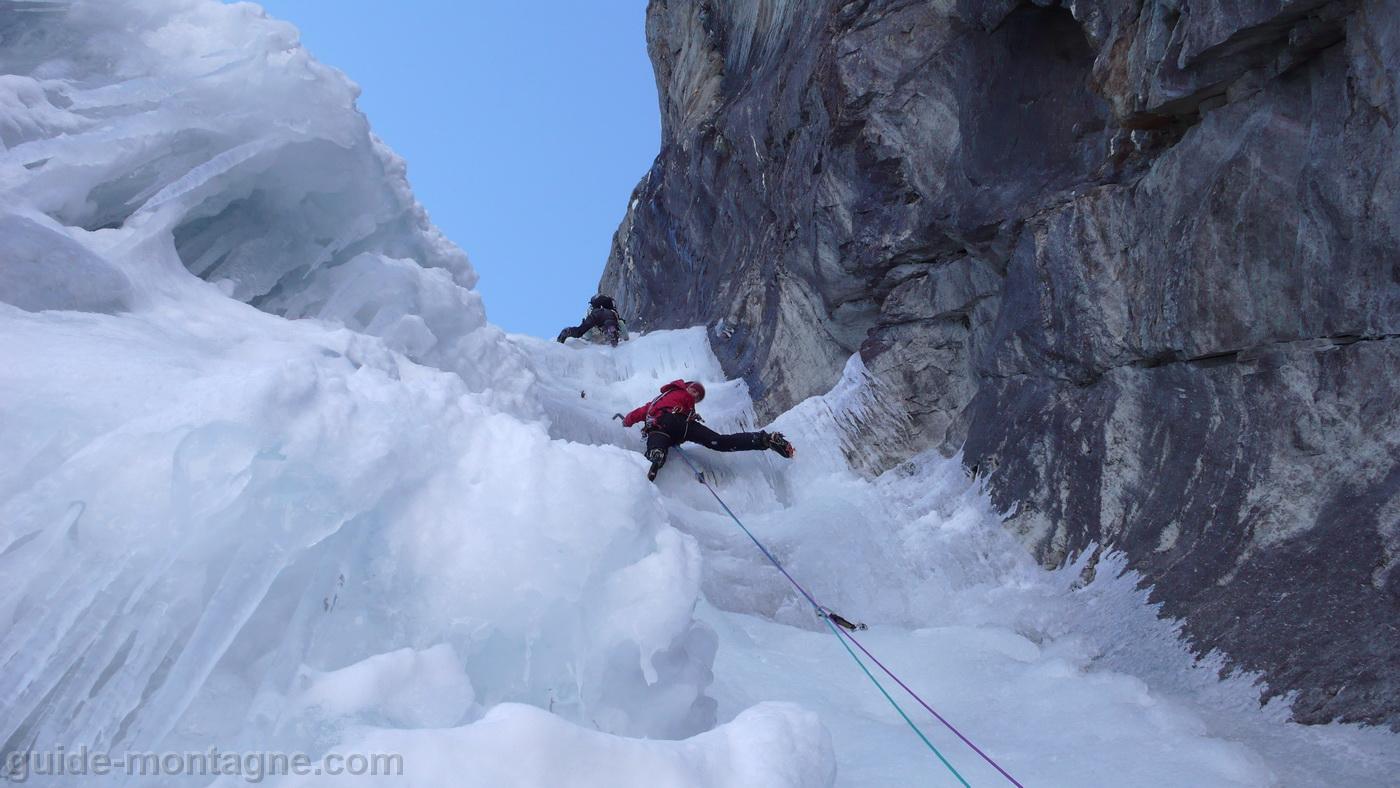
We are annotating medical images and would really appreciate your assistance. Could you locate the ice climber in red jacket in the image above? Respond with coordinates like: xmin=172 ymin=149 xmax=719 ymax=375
xmin=617 ymin=379 xmax=796 ymax=481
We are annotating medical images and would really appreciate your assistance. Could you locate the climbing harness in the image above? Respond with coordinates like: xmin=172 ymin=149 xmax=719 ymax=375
xmin=671 ymin=446 xmax=1025 ymax=788
xmin=638 ymin=391 xmax=670 ymax=432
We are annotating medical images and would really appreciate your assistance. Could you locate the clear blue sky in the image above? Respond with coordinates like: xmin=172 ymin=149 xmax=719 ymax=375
xmin=236 ymin=1 xmax=659 ymax=337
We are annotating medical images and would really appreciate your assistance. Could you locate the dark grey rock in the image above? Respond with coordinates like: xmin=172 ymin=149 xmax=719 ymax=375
xmin=604 ymin=0 xmax=1400 ymax=726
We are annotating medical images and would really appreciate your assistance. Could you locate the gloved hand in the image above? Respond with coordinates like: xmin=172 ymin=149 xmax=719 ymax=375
xmin=556 ymin=331 xmax=568 ymax=344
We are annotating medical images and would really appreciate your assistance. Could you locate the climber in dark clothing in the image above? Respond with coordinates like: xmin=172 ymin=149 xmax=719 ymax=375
xmin=617 ymin=379 xmax=795 ymax=481
xmin=557 ymin=294 xmax=623 ymax=346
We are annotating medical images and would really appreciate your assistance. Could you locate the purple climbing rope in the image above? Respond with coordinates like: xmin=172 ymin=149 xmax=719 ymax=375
xmin=670 ymin=445 xmax=1027 ymax=788
xmin=838 ymin=626 xmax=1026 ymax=788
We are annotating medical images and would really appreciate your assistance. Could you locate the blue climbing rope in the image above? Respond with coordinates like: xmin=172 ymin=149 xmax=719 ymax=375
xmin=671 ymin=446 xmax=973 ymax=787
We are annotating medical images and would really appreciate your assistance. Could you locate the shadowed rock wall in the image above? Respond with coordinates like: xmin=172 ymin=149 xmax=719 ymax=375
xmin=602 ymin=0 xmax=1400 ymax=727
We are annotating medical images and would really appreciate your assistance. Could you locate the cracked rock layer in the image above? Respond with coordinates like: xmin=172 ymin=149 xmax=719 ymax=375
xmin=603 ymin=0 xmax=1400 ymax=727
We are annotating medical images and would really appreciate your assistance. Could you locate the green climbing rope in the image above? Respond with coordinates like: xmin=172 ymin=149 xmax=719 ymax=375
xmin=672 ymin=446 xmax=972 ymax=786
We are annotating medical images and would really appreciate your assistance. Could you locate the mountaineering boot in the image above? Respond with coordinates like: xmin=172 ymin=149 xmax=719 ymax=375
xmin=646 ymin=448 xmax=667 ymax=481
xmin=765 ymin=431 xmax=796 ymax=458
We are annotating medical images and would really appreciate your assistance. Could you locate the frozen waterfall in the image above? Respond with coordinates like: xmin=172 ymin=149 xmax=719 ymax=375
xmin=1 ymin=1 xmax=1396 ymax=786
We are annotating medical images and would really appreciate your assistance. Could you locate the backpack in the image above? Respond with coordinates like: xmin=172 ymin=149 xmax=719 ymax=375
xmin=641 ymin=382 xmax=691 ymax=429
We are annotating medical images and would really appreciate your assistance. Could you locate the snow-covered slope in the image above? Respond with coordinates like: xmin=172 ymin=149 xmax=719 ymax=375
xmin=1 ymin=1 xmax=1396 ymax=786
xmin=1 ymin=1 xmax=809 ymax=783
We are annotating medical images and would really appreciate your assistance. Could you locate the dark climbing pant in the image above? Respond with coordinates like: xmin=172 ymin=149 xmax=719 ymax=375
xmin=645 ymin=412 xmax=767 ymax=464
xmin=559 ymin=308 xmax=620 ymax=345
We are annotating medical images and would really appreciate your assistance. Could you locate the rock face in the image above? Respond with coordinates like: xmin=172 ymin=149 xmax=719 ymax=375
xmin=602 ymin=0 xmax=1400 ymax=727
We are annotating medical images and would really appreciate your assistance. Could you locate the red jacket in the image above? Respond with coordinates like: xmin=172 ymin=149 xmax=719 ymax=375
xmin=622 ymin=379 xmax=696 ymax=427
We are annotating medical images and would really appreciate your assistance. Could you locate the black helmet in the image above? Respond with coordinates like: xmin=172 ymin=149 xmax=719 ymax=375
xmin=589 ymin=294 xmax=616 ymax=310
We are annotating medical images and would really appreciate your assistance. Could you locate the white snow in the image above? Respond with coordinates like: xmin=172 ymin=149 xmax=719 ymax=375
xmin=239 ymin=702 xmax=834 ymax=788
xmin=292 ymin=645 xmax=475 ymax=729
xmin=1 ymin=1 xmax=1397 ymax=786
